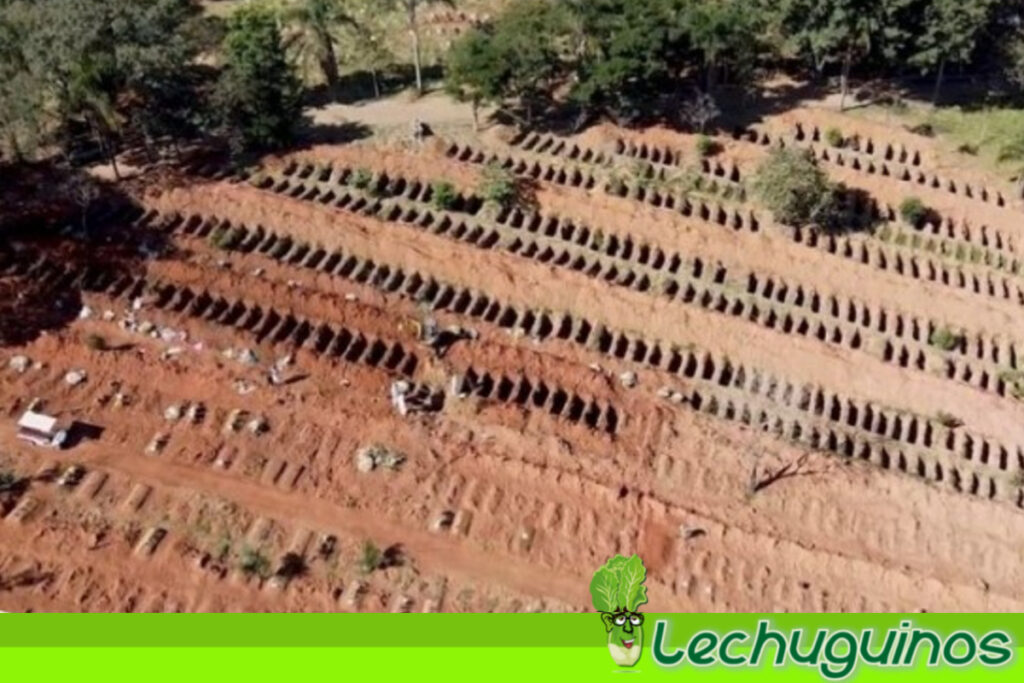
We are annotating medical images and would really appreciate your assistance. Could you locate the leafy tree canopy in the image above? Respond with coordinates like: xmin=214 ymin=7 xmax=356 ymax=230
xmin=214 ymin=4 xmax=303 ymax=154
xmin=752 ymin=147 xmax=837 ymax=226
xmin=569 ymin=0 xmax=685 ymax=120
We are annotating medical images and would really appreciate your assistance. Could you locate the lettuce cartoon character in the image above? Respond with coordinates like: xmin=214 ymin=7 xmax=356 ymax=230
xmin=590 ymin=554 xmax=648 ymax=667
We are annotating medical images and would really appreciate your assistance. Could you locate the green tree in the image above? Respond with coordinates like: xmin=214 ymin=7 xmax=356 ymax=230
xmin=2 ymin=0 xmax=209 ymax=170
xmin=383 ymin=0 xmax=455 ymax=95
xmin=444 ymin=0 xmax=569 ymax=125
xmin=284 ymin=0 xmax=355 ymax=100
xmin=685 ymin=0 xmax=763 ymax=92
xmin=568 ymin=0 xmax=684 ymax=121
xmin=911 ymin=0 xmax=996 ymax=105
xmin=444 ymin=28 xmax=502 ymax=130
xmin=19 ymin=0 xmax=125 ymax=175
xmin=215 ymin=4 xmax=303 ymax=154
xmin=1005 ymin=30 xmax=1024 ymax=91
xmin=337 ymin=2 xmax=396 ymax=99
xmin=0 ymin=7 xmax=43 ymax=162
xmin=752 ymin=147 xmax=836 ymax=226
xmin=111 ymin=0 xmax=213 ymax=159
xmin=774 ymin=0 xmax=886 ymax=110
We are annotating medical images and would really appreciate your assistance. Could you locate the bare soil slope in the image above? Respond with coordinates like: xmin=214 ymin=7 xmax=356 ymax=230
xmin=3 ymin=103 xmax=1024 ymax=612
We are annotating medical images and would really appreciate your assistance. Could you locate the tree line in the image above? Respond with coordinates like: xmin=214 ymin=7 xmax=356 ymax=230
xmin=445 ymin=0 xmax=1024 ymax=127
xmin=3 ymin=0 xmax=1024 ymax=172
xmin=0 ymin=0 xmax=453 ymax=168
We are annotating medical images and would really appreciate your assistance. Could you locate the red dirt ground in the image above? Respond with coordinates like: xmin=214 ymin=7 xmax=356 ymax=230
xmin=3 ymin=103 xmax=1024 ymax=612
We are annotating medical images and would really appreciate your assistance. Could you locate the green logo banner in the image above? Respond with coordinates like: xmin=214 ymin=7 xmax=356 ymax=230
xmin=0 ymin=614 xmax=1020 ymax=681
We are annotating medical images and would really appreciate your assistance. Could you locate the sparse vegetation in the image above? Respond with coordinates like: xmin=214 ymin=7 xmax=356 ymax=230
xmin=997 ymin=133 xmax=1024 ymax=198
xmin=84 ymin=334 xmax=107 ymax=351
xmin=358 ymin=540 xmax=381 ymax=574
xmin=213 ymin=537 xmax=233 ymax=563
xmin=209 ymin=225 xmax=240 ymax=250
xmin=632 ymin=161 xmax=656 ymax=189
xmin=239 ymin=546 xmax=271 ymax=578
xmin=999 ymin=370 xmax=1024 ymax=401
xmin=936 ymin=412 xmax=963 ymax=429
xmin=875 ymin=106 xmax=1024 ymax=182
xmin=607 ymin=175 xmax=627 ymax=197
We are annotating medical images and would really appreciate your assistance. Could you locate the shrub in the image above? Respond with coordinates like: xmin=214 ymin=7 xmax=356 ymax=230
xmin=957 ymin=143 xmax=978 ymax=156
xmin=351 ymin=167 xmax=373 ymax=189
xmin=479 ymin=162 xmax=517 ymax=208
xmin=358 ymin=540 xmax=381 ymax=574
xmin=935 ymin=412 xmax=963 ymax=429
xmin=607 ymin=176 xmax=627 ymax=197
xmin=999 ymin=370 xmax=1024 ymax=401
xmin=276 ymin=551 xmax=307 ymax=579
xmin=899 ymin=196 xmax=928 ymax=226
xmin=85 ymin=334 xmax=107 ymax=351
xmin=632 ymin=161 xmax=655 ymax=189
xmin=908 ymin=122 xmax=935 ymax=137
xmin=209 ymin=225 xmax=240 ymax=250
xmin=929 ymin=326 xmax=964 ymax=352
xmin=0 ymin=470 xmax=20 ymax=493
xmin=751 ymin=148 xmax=835 ymax=226
xmin=209 ymin=225 xmax=227 ymax=247
xmin=430 ymin=180 xmax=458 ymax=210
xmin=213 ymin=537 xmax=232 ymax=562
xmin=825 ymin=127 xmax=844 ymax=148
xmin=239 ymin=547 xmax=271 ymax=577
xmin=696 ymin=135 xmax=716 ymax=157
